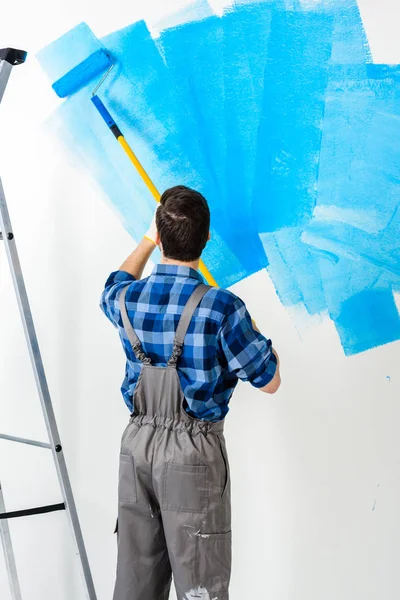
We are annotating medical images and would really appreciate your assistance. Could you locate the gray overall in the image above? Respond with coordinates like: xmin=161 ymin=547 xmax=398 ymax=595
xmin=113 ymin=284 xmax=232 ymax=600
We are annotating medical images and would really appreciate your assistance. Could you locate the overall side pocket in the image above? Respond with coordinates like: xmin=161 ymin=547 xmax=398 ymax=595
xmin=118 ymin=454 xmax=137 ymax=504
xmin=195 ymin=530 xmax=232 ymax=595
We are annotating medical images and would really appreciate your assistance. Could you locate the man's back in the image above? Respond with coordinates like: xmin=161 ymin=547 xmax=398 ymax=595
xmin=101 ymin=264 xmax=277 ymax=422
xmin=103 ymin=185 xmax=280 ymax=600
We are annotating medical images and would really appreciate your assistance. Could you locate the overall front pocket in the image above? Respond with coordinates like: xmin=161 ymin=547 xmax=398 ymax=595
xmin=162 ymin=463 xmax=209 ymax=513
xmin=118 ymin=454 xmax=137 ymax=504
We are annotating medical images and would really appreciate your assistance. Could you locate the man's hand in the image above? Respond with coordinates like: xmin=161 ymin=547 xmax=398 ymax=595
xmin=119 ymin=210 xmax=161 ymax=279
xmin=144 ymin=208 xmax=159 ymax=246
xmin=118 ymin=209 xmax=160 ymax=279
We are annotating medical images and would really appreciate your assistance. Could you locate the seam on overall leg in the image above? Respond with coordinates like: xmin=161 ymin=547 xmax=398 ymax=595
xmin=163 ymin=463 xmax=168 ymax=508
xmin=194 ymin=529 xmax=200 ymax=587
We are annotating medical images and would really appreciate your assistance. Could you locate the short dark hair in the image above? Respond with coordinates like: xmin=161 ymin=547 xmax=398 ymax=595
xmin=156 ymin=185 xmax=210 ymax=262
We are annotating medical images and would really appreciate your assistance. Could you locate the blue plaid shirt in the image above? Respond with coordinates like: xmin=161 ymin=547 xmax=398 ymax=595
xmin=100 ymin=264 xmax=277 ymax=422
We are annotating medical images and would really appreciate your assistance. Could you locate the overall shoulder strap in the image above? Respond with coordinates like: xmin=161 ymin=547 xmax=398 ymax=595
xmin=168 ymin=284 xmax=211 ymax=367
xmin=119 ymin=285 xmax=151 ymax=364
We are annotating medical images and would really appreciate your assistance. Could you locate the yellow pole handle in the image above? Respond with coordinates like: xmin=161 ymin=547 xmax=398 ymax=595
xmin=118 ymin=135 xmax=218 ymax=287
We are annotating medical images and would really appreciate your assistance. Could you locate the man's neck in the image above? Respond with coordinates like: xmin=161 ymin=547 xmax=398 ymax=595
xmin=161 ymin=255 xmax=200 ymax=271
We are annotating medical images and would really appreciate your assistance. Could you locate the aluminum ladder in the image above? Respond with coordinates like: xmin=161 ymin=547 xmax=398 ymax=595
xmin=0 ymin=47 xmax=97 ymax=600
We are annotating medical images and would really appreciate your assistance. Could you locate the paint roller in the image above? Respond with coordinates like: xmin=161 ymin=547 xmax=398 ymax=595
xmin=38 ymin=23 xmax=218 ymax=287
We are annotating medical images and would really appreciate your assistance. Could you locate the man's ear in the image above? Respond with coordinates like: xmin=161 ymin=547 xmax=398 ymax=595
xmin=207 ymin=231 xmax=211 ymax=241
xmin=156 ymin=232 xmax=161 ymax=246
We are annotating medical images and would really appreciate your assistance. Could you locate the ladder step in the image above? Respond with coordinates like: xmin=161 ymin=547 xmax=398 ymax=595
xmin=0 ymin=433 xmax=51 ymax=449
xmin=0 ymin=503 xmax=65 ymax=520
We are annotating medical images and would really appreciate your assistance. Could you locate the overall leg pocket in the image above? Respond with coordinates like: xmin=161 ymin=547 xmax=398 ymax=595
xmin=162 ymin=463 xmax=208 ymax=513
xmin=118 ymin=454 xmax=137 ymax=504
xmin=195 ymin=530 xmax=232 ymax=596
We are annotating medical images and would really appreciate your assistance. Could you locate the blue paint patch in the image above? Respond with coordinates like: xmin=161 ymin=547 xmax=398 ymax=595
xmin=314 ymin=65 xmax=400 ymax=229
xmin=37 ymin=0 xmax=400 ymax=355
xmin=260 ymin=228 xmax=326 ymax=315
xmin=303 ymin=62 xmax=400 ymax=352
xmin=334 ymin=289 xmax=400 ymax=356
xmin=325 ymin=0 xmax=371 ymax=65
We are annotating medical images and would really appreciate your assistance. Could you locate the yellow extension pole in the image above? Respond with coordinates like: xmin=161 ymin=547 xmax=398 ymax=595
xmin=118 ymin=135 xmax=219 ymax=288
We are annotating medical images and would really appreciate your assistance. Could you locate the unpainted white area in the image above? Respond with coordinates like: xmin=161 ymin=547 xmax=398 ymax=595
xmin=1 ymin=1 xmax=400 ymax=599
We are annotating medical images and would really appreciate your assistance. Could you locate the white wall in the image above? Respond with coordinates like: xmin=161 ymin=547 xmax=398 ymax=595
xmin=1 ymin=1 xmax=399 ymax=599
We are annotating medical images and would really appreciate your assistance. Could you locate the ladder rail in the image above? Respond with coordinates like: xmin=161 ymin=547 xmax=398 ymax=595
xmin=0 ymin=483 xmax=22 ymax=600
xmin=0 ymin=51 xmax=97 ymax=600
xmin=0 ymin=59 xmax=12 ymax=103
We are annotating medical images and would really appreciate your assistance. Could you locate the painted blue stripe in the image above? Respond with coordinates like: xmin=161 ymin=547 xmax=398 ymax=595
xmin=252 ymin=9 xmax=334 ymax=233
xmin=158 ymin=14 xmax=269 ymax=280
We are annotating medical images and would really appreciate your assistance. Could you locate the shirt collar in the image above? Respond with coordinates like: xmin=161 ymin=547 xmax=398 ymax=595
xmin=152 ymin=264 xmax=204 ymax=282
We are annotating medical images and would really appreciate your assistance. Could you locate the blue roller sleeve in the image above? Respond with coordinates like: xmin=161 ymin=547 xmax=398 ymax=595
xmin=37 ymin=23 xmax=113 ymax=98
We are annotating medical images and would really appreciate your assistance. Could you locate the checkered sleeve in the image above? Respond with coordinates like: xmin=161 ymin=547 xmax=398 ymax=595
xmin=218 ymin=295 xmax=277 ymax=388
xmin=100 ymin=270 xmax=136 ymax=326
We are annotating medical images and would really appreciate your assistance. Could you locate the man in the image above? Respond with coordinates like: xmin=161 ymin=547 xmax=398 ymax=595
xmin=101 ymin=185 xmax=281 ymax=600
